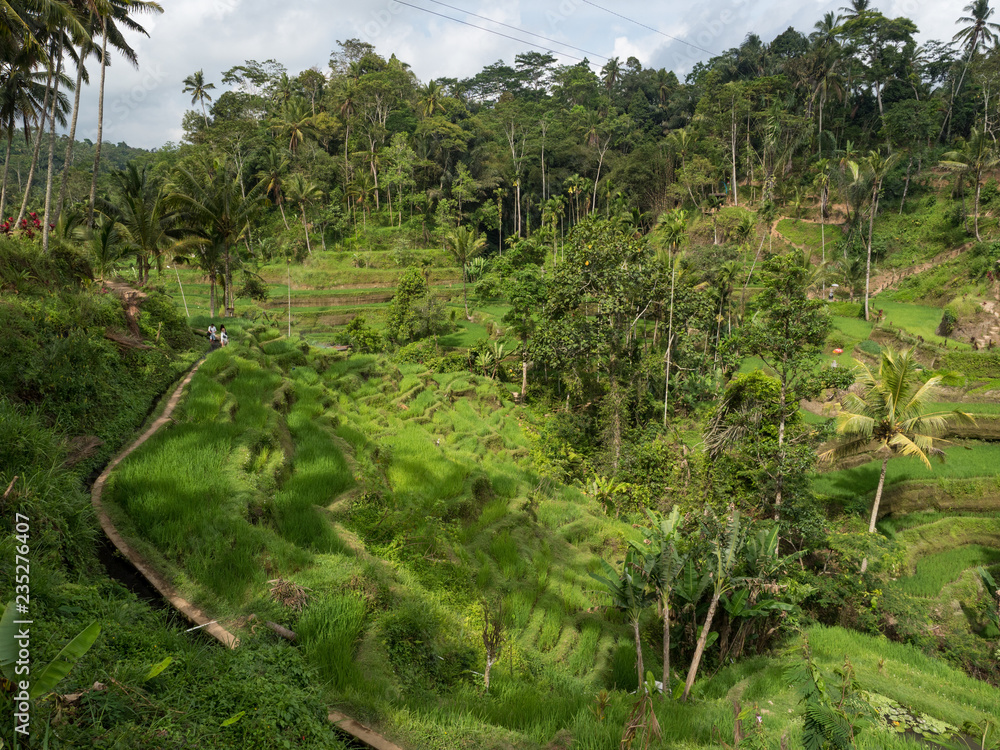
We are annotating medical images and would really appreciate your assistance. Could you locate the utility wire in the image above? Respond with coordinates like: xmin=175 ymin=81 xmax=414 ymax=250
xmin=395 ymin=1 xmax=595 ymax=65
xmin=423 ymin=0 xmax=608 ymax=61
xmin=580 ymin=0 xmax=719 ymax=57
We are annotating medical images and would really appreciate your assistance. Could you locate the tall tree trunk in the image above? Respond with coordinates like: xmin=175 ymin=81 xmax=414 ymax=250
xmin=868 ymin=456 xmax=889 ymax=534
xmin=521 ymin=347 xmax=528 ymax=400
xmin=0 ymin=129 xmax=13 ymax=221
xmin=974 ymin=173 xmax=982 ymax=242
xmin=278 ymin=198 xmax=290 ymax=229
xmin=864 ymin=184 xmax=880 ymax=321
xmin=43 ymin=39 xmax=65 ymax=254
xmin=209 ymin=270 xmax=217 ymax=319
xmin=662 ymin=592 xmax=671 ymax=699
xmin=731 ymin=101 xmax=738 ymax=206
xmin=461 ymin=266 xmax=470 ymax=320
xmin=88 ymin=17 xmax=108 ymax=228
xmin=16 ymin=74 xmax=52 ymax=228
xmin=632 ymin=617 xmax=645 ymax=691
xmin=663 ymin=257 xmax=676 ymax=428
xmin=860 ymin=456 xmax=890 ymax=574
xmin=57 ymin=47 xmax=86 ymax=223
xmin=301 ymin=206 xmax=311 ymax=254
xmin=682 ymin=590 xmax=720 ymax=702
xmin=899 ymin=156 xmax=912 ymax=215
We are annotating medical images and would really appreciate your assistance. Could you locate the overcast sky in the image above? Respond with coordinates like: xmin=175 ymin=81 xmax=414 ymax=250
xmin=80 ymin=0 xmax=963 ymax=150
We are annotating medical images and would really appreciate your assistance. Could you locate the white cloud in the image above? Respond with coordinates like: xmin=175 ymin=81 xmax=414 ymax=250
xmin=61 ymin=0 xmax=959 ymax=149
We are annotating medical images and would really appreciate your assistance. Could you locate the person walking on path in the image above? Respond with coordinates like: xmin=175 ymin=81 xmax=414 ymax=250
xmin=220 ymin=326 xmax=228 ymax=347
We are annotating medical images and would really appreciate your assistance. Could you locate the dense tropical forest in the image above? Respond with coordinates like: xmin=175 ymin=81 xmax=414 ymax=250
xmin=3 ymin=0 xmax=1000 ymax=748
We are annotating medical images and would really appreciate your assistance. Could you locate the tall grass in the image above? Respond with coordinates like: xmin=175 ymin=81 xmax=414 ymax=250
xmin=297 ymin=594 xmax=366 ymax=689
xmin=897 ymin=544 xmax=1000 ymax=596
xmin=813 ymin=440 xmax=1000 ymax=500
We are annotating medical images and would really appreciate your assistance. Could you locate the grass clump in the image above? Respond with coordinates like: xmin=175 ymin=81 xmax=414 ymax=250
xmin=297 ymin=593 xmax=367 ymax=689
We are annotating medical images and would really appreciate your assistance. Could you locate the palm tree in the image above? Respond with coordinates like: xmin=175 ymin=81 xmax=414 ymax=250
xmin=335 ymin=80 xmax=357 ymax=181
xmin=839 ymin=0 xmax=871 ymax=20
xmin=87 ymin=0 xmax=162 ymax=228
xmin=821 ymin=349 xmax=973 ymax=552
xmin=860 ymin=151 xmax=899 ymax=321
xmin=954 ymin=0 xmax=1000 ymax=54
xmin=940 ymin=128 xmax=1000 ymax=242
xmin=445 ymin=225 xmax=486 ymax=320
xmin=0 ymin=52 xmax=48 ymax=221
xmin=813 ymin=158 xmax=832 ymax=293
xmin=258 ymin=148 xmax=290 ymax=229
xmin=417 ymin=80 xmax=446 ymax=118
xmin=271 ymin=96 xmax=316 ymax=155
xmin=169 ymin=156 xmax=266 ymax=316
xmin=103 ymin=162 xmax=176 ymax=285
xmin=284 ymin=173 xmax=323 ymax=255
xmin=88 ymin=213 xmax=126 ymax=282
xmin=601 ymin=56 xmax=621 ymax=93
xmin=182 ymin=69 xmax=215 ymax=128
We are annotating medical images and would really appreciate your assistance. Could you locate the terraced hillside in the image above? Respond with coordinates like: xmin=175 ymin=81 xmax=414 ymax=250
xmin=92 ymin=324 xmax=1000 ymax=749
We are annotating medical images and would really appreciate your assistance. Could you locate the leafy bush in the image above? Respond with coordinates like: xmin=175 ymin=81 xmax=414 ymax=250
xmin=938 ymin=307 xmax=958 ymax=338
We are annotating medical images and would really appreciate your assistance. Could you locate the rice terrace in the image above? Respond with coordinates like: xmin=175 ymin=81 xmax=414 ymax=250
xmin=3 ymin=1 xmax=1000 ymax=748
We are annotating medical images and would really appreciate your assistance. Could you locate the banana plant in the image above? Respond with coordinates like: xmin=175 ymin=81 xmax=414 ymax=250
xmin=589 ymin=552 xmax=656 ymax=690
xmin=682 ymin=512 xmax=746 ymax=702
xmin=630 ymin=507 xmax=686 ymax=698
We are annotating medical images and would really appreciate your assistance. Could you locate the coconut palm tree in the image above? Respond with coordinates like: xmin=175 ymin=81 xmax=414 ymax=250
xmin=169 ymin=156 xmax=266 ymax=315
xmin=821 ymin=348 xmax=974 ymax=543
xmin=0 ymin=51 xmax=49 ymax=221
xmin=258 ymin=148 xmax=290 ymax=229
xmin=103 ymin=162 xmax=176 ymax=285
xmin=600 ymin=56 xmax=621 ymax=93
xmin=940 ymin=128 xmax=1000 ymax=242
xmin=284 ymin=173 xmax=323 ymax=255
xmin=87 ymin=0 xmax=162 ymax=227
xmin=182 ymin=68 xmax=215 ymax=128
xmin=271 ymin=96 xmax=316 ymax=155
xmin=88 ymin=212 xmax=126 ymax=282
xmin=417 ymin=79 xmax=446 ymax=118
xmin=445 ymin=224 xmax=486 ymax=320
xmin=954 ymin=0 xmax=1000 ymax=55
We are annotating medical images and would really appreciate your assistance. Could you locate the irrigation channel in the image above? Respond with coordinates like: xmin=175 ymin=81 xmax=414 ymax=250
xmin=90 ymin=356 xmax=401 ymax=750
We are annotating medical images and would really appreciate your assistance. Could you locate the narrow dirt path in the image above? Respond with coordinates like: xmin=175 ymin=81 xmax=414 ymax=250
xmin=90 ymin=357 xmax=241 ymax=648
xmin=91 ymin=355 xmax=407 ymax=750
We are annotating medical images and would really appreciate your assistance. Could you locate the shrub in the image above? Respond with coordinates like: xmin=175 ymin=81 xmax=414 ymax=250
xmin=856 ymin=339 xmax=881 ymax=356
xmin=938 ymin=308 xmax=958 ymax=338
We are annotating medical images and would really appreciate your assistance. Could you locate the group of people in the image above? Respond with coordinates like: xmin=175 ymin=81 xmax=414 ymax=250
xmin=207 ymin=323 xmax=228 ymax=347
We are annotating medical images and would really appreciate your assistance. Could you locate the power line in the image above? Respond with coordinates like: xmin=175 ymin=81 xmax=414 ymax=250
xmin=580 ymin=0 xmax=719 ymax=57
xmin=395 ymin=1 xmax=590 ymax=64
xmin=423 ymin=0 xmax=609 ymax=61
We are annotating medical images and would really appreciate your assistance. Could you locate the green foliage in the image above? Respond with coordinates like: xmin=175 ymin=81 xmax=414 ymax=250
xmin=384 ymin=266 xmax=428 ymax=344
xmin=297 ymin=594 xmax=366 ymax=689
